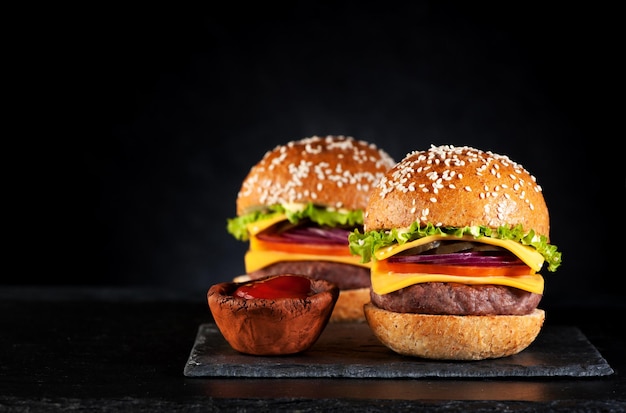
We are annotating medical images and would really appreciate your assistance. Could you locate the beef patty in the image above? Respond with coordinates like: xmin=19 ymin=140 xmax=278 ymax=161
xmin=371 ymin=282 xmax=542 ymax=315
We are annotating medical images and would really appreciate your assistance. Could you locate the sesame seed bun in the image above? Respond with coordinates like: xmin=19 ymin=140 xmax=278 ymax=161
xmin=361 ymin=145 xmax=552 ymax=359
xmin=237 ymin=135 xmax=396 ymax=215
xmin=331 ymin=288 xmax=371 ymax=323
xmin=364 ymin=144 xmax=550 ymax=239
xmin=234 ymin=135 xmax=396 ymax=323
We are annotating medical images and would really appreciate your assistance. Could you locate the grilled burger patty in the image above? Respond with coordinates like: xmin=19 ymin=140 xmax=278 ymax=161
xmin=371 ymin=282 xmax=542 ymax=316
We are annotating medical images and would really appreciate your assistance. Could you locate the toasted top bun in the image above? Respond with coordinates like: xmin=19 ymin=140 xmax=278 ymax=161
xmin=236 ymin=135 xmax=396 ymax=216
xmin=364 ymin=145 xmax=550 ymax=239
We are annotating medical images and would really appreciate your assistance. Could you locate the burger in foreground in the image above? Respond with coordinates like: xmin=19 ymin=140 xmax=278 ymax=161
xmin=349 ymin=144 xmax=562 ymax=360
xmin=227 ymin=135 xmax=396 ymax=322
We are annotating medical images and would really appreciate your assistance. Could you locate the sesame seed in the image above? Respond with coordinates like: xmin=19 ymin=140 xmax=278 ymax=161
xmin=370 ymin=144 xmax=544 ymax=219
xmin=239 ymin=135 xmax=396 ymax=210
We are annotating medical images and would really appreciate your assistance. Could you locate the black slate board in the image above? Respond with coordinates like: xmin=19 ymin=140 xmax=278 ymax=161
xmin=183 ymin=323 xmax=614 ymax=378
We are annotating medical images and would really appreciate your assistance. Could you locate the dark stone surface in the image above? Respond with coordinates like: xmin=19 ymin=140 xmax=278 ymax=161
xmin=2 ymin=287 xmax=625 ymax=412
xmin=184 ymin=323 xmax=614 ymax=378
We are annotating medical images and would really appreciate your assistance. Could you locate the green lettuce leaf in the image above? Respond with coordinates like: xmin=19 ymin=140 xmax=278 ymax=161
xmin=227 ymin=202 xmax=364 ymax=242
xmin=348 ymin=221 xmax=562 ymax=272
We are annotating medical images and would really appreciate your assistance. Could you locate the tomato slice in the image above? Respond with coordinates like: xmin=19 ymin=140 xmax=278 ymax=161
xmin=251 ymin=237 xmax=352 ymax=256
xmin=376 ymin=260 xmax=534 ymax=277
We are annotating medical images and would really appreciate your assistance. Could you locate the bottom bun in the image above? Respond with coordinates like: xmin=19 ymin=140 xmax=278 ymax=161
xmin=330 ymin=288 xmax=370 ymax=323
xmin=364 ymin=303 xmax=545 ymax=360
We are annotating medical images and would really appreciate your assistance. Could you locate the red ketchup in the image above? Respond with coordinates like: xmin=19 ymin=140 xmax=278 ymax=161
xmin=234 ymin=275 xmax=312 ymax=299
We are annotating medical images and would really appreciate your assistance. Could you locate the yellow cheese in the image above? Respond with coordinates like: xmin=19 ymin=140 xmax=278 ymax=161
xmin=371 ymin=233 xmax=546 ymax=295
xmin=245 ymin=249 xmax=368 ymax=273
xmin=371 ymin=267 xmax=544 ymax=295
xmin=247 ymin=214 xmax=288 ymax=236
xmin=245 ymin=214 xmax=368 ymax=272
xmin=375 ymin=234 xmax=545 ymax=272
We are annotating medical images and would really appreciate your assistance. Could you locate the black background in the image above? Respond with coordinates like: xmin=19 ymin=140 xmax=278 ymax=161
xmin=15 ymin=3 xmax=624 ymax=308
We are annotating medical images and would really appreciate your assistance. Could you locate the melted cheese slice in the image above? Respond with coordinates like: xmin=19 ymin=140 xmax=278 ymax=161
xmin=371 ymin=234 xmax=545 ymax=295
xmin=244 ymin=214 xmax=368 ymax=273
xmin=245 ymin=249 xmax=368 ymax=273
xmin=247 ymin=214 xmax=290 ymax=236
xmin=375 ymin=234 xmax=545 ymax=272
xmin=371 ymin=269 xmax=544 ymax=295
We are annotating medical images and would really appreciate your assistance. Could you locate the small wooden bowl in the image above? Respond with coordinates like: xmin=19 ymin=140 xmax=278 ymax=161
xmin=207 ymin=275 xmax=339 ymax=356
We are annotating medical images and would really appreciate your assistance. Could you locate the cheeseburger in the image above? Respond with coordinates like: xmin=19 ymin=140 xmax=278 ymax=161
xmin=349 ymin=144 xmax=562 ymax=360
xmin=227 ymin=135 xmax=396 ymax=322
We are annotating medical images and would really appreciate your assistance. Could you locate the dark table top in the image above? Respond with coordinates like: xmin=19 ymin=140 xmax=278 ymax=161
xmin=2 ymin=286 xmax=625 ymax=412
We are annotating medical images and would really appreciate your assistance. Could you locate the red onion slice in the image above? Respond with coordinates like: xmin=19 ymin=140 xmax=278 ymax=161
xmin=257 ymin=227 xmax=350 ymax=245
xmin=387 ymin=251 xmax=523 ymax=266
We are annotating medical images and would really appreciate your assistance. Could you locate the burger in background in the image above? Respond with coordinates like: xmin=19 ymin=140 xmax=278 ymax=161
xmin=349 ymin=144 xmax=562 ymax=359
xmin=227 ymin=135 xmax=396 ymax=322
